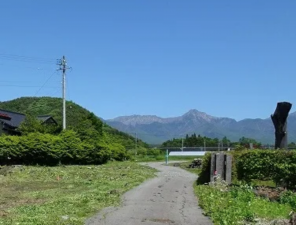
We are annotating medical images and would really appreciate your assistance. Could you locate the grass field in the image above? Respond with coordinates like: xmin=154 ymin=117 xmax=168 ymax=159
xmin=0 ymin=162 xmax=157 ymax=225
xmin=168 ymin=161 xmax=201 ymax=175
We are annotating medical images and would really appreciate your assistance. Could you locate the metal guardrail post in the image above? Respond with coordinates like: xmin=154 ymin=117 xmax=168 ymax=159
xmin=165 ymin=149 xmax=169 ymax=165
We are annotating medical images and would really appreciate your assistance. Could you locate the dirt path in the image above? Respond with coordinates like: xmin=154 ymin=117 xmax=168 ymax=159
xmin=86 ymin=162 xmax=212 ymax=225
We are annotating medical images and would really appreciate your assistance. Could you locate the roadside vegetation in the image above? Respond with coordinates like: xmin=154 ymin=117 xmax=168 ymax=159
xmin=0 ymin=97 xmax=150 ymax=166
xmin=192 ymin=150 xmax=296 ymax=224
xmin=168 ymin=161 xmax=202 ymax=175
xmin=195 ymin=180 xmax=292 ymax=225
xmin=5 ymin=97 xmax=296 ymax=224
xmin=0 ymin=162 xmax=156 ymax=225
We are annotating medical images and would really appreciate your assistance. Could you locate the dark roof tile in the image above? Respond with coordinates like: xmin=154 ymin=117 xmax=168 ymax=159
xmin=0 ymin=109 xmax=26 ymax=128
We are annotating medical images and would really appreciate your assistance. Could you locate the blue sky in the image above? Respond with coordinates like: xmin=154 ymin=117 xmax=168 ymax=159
xmin=1 ymin=1 xmax=296 ymax=121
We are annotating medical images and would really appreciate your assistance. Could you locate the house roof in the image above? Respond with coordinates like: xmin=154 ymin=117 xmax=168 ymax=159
xmin=0 ymin=109 xmax=26 ymax=128
xmin=0 ymin=110 xmax=57 ymax=128
xmin=37 ymin=115 xmax=52 ymax=122
xmin=37 ymin=115 xmax=58 ymax=125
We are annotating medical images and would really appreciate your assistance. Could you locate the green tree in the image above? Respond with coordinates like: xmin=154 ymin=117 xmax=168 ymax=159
xmin=222 ymin=136 xmax=230 ymax=146
xmin=17 ymin=115 xmax=44 ymax=134
xmin=288 ymin=142 xmax=296 ymax=148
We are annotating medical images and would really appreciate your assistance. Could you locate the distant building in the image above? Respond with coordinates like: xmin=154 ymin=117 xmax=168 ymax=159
xmin=0 ymin=109 xmax=57 ymax=135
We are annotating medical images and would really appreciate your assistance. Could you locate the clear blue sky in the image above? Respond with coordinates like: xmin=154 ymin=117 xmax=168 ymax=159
xmin=1 ymin=1 xmax=295 ymax=121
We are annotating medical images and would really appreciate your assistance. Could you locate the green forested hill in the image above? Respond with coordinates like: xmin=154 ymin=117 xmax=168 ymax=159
xmin=0 ymin=97 xmax=148 ymax=149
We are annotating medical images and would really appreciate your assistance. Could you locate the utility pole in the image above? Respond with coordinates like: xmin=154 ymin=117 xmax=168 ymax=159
xmin=58 ymin=56 xmax=70 ymax=130
xmin=204 ymin=139 xmax=206 ymax=151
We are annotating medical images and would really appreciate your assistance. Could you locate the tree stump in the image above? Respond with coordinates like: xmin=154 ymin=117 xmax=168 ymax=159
xmin=271 ymin=102 xmax=292 ymax=149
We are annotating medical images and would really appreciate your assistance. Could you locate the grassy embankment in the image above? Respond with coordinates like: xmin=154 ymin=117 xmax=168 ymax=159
xmin=168 ymin=161 xmax=201 ymax=175
xmin=0 ymin=162 xmax=156 ymax=225
xmin=195 ymin=183 xmax=292 ymax=224
xmin=168 ymin=159 xmax=294 ymax=224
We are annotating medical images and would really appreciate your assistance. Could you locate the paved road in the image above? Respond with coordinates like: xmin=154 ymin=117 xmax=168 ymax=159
xmin=86 ymin=162 xmax=212 ymax=225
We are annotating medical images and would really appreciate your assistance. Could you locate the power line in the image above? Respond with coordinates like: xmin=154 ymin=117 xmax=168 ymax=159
xmin=0 ymin=62 xmax=54 ymax=72
xmin=47 ymin=87 xmax=61 ymax=97
xmin=0 ymin=53 xmax=56 ymax=64
xmin=34 ymin=71 xmax=58 ymax=96
xmin=0 ymin=53 xmax=56 ymax=61
xmin=0 ymin=84 xmax=58 ymax=88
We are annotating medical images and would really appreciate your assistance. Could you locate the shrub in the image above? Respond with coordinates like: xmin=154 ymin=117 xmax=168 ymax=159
xmin=197 ymin=150 xmax=296 ymax=189
xmin=197 ymin=153 xmax=211 ymax=184
xmin=236 ymin=150 xmax=276 ymax=182
xmin=235 ymin=150 xmax=296 ymax=189
xmin=148 ymin=149 xmax=162 ymax=157
xmin=0 ymin=130 xmax=129 ymax=166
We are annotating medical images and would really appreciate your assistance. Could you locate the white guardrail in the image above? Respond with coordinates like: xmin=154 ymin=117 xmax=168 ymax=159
xmin=169 ymin=151 xmax=206 ymax=156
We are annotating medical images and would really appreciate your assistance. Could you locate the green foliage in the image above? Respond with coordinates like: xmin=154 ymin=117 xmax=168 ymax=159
xmin=161 ymin=134 xmax=225 ymax=147
xmin=235 ymin=150 xmax=296 ymax=189
xmin=279 ymin=191 xmax=296 ymax=210
xmin=168 ymin=161 xmax=202 ymax=175
xmin=237 ymin=136 xmax=262 ymax=148
xmin=195 ymin=184 xmax=291 ymax=225
xmin=0 ymin=130 xmax=130 ymax=166
xmin=18 ymin=114 xmax=61 ymax=135
xmin=236 ymin=151 xmax=276 ymax=182
xmin=17 ymin=114 xmax=43 ymax=134
xmin=288 ymin=142 xmax=296 ymax=148
xmin=0 ymin=97 xmax=147 ymax=149
xmin=161 ymin=134 xmax=263 ymax=148
xmin=103 ymin=125 xmax=149 ymax=149
xmin=196 ymin=153 xmax=211 ymax=184
xmin=197 ymin=150 xmax=296 ymax=189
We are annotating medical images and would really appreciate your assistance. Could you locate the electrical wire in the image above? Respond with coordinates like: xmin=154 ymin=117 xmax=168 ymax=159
xmin=0 ymin=53 xmax=57 ymax=64
xmin=0 ymin=84 xmax=58 ymax=88
xmin=34 ymin=71 xmax=58 ymax=96
xmin=0 ymin=62 xmax=55 ymax=72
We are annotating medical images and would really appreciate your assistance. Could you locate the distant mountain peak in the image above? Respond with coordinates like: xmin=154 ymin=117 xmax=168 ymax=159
xmin=105 ymin=109 xmax=296 ymax=144
xmin=183 ymin=109 xmax=216 ymax=122
xmin=109 ymin=114 xmax=163 ymax=126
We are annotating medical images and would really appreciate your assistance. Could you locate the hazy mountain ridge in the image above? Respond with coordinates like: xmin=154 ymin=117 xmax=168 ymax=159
xmin=105 ymin=109 xmax=296 ymax=144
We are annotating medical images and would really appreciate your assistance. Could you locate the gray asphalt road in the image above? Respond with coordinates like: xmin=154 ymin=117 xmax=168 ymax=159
xmin=86 ymin=162 xmax=212 ymax=225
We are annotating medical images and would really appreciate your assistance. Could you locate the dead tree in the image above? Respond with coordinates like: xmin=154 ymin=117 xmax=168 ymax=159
xmin=271 ymin=102 xmax=292 ymax=149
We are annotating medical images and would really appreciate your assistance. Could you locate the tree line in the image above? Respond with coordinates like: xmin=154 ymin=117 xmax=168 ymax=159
xmin=161 ymin=134 xmax=262 ymax=148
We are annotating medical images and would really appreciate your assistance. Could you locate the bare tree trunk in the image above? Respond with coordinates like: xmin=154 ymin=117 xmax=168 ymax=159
xmin=271 ymin=102 xmax=292 ymax=149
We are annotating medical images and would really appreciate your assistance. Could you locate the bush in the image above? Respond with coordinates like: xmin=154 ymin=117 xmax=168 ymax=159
xmin=235 ymin=150 xmax=296 ymax=189
xmin=236 ymin=151 xmax=276 ymax=182
xmin=148 ymin=149 xmax=162 ymax=157
xmin=0 ymin=130 xmax=129 ymax=166
xmin=279 ymin=191 xmax=296 ymax=210
xmin=197 ymin=153 xmax=211 ymax=184
xmin=197 ymin=150 xmax=296 ymax=189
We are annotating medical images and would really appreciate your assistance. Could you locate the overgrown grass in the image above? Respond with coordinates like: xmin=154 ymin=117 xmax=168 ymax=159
xmin=195 ymin=184 xmax=292 ymax=225
xmin=0 ymin=162 xmax=156 ymax=225
xmin=233 ymin=179 xmax=276 ymax=188
xmin=168 ymin=161 xmax=201 ymax=175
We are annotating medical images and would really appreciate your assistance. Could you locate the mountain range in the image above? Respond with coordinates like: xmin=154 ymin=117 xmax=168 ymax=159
xmin=105 ymin=109 xmax=296 ymax=145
